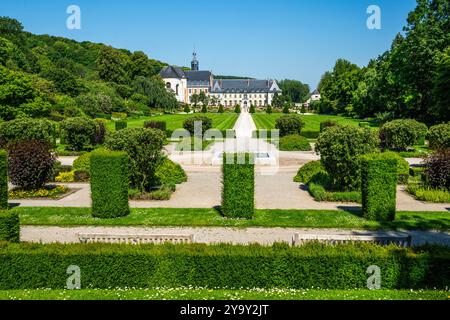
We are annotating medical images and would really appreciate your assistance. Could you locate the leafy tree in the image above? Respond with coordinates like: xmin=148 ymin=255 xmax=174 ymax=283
xmin=132 ymin=76 xmax=178 ymax=112
xmin=432 ymin=47 xmax=450 ymax=122
xmin=17 ymin=97 xmax=51 ymax=118
xmin=97 ymin=46 xmax=130 ymax=84
xmin=190 ymin=93 xmax=200 ymax=109
xmin=278 ymin=79 xmax=310 ymax=103
xmin=0 ymin=66 xmax=36 ymax=108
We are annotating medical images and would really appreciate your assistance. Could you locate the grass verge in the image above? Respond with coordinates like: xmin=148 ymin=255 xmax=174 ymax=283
xmin=13 ymin=207 xmax=450 ymax=230
xmin=0 ymin=288 xmax=447 ymax=300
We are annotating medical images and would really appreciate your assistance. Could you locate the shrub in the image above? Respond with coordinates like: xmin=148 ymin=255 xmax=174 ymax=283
xmin=0 ymin=211 xmax=19 ymax=242
xmin=8 ymin=140 xmax=56 ymax=190
xmin=74 ymin=170 xmax=90 ymax=182
xmin=9 ymin=185 xmax=68 ymax=199
xmin=115 ymin=120 xmax=127 ymax=131
xmin=0 ymin=150 xmax=7 ymax=209
xmin=282 ymin=104 xmax=290 ymax=114
xmin=428 ymin=123 xmax=450 ymax=150
xmin=275 ymin=115 xmax=305 ymax=137
xmin=308 ymin=172 xmax=361 ymax=203
xmin=201 ymin=104 xmax=208 ymax=113
xmin=380 ymin=119 xmax=428 ymax=151
xmin=406 ymin=186 xmax=450 ymax=203
xmin=73 ymin=152 xmax=91 ymax=173
xmin=183 ymin=116 xmax=213 ymax=137
xmin=144 ymin=121 xmax=167 ymax=133
xmin=0 ymin=242 xmax=448 ymax=290
xmin=106 ymin=128 xmax=165 ymax=192
xmin=315 ymin=125 xmax=380 ymax=190
xmin=0 ymin=118 xmax=55 ymax=148
xmin=55 ymin=171 xmax=75 ymax=183
xmin=382 ymin=151 xmax=410 ymax=184
xmin=360 ymin=153 xmax=397 ymax=221
xmin=154 ymin=158 xmax=187 ymax=186
xmin=319 ymin=120 xmax=338 ymax=133
xmin=60 ymin=117 xmax=98 ymax=151
xmin=218 ymin=105 xmax=224 ymax=113
xmin=130 ymin=184 xmax=176 ymax=201
xmin=293 ymin=160 xmax=326 ymax=184
xmin=183 ymin=105 xmax=191 ymax=113
xmin=90 ymin=150 xmax=130 ymax=218
xmin=279 ymin=135 xmax=312 ymax=151
xmin=234 ymin=105 xmax=241 ymax=114
xmin=112 ymin=112 xmax=127 ymax=120
xmin=249 ymin=105 xmax=256 ymax=114
xmin=93 ymin=119 xmax=107 ymax=145
xmin=359 ymin=122 xmax=370 ymax=128
xmin=266 ymin=105 xmax=273 ymax=114
xmin=424 ymin=149 xmax=450 ymax=190
xmin=222 ymin=153 xmax=254 ymax=219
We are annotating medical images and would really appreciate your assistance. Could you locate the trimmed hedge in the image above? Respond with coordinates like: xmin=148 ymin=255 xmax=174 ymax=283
xmin=428 ymin=123 xmax=450 ymax=150
xmin=0 ymin=242 xmax=448 ymax=290
xmin=222 ymin=153 xmax=254 ymax=219
xmin=360 ymin=153 xmax=398 ymax=221
xmin=275 ymin=115 xmax=305 ymax=137
xmin=294 ymin=160 xmax=326 ymax=184
xmin=144 ymin=121 xmax=167 ymax=132
xmin=115 ymin=120 xmax=127 ymax=131
xmin=279 ymin=134 xmax=312 ymax=151
xmin=0 ymin=211 xmax=19 ymax=242
xmin=90 ymin=150 xmax=130 ymax=218
xmin=0 ymin=150 xmax=7 ymax=209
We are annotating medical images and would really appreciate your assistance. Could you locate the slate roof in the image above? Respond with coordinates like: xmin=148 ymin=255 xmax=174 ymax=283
xmin=311 ymin=89 xmax=320 ymax=95
xmin=211 ymin=79 xmax=281 ymax=93
xmin=159 ymin=66 xmax=186 ymax=79
xmin=185 ymin=71 xmax=211 ymax=87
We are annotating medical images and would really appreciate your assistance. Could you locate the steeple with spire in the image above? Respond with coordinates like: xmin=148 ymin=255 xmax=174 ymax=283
xmin=191 ymin=51 xmax=199 ymax=71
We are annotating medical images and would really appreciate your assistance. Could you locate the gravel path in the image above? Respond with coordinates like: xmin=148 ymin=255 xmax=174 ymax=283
xmin=20 ymin=226 xmax=450 ymax=246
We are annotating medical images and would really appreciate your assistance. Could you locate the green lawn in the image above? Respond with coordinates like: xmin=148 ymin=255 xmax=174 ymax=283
xmin=0 ymin=288 xmax=446 ymax=300
xmin=14 ymin=207 xmax=450 ymax=230
xmin=105 ymin=113 xmax=239 ymax=132
xmin=252 ymin=113 xmax=374 ymax=138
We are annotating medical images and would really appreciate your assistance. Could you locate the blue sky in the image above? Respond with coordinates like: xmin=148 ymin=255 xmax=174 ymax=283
xmin=0 ymin=0 xmax=417 ymax=88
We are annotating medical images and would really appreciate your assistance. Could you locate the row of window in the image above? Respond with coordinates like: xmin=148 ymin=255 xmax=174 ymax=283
xmin=224 ymin=100 xmax=266 ymax=106
xmin=189 ymin=88 xmax=209 ymax=94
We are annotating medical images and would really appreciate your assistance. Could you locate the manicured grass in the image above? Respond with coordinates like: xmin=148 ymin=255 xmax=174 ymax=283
xmin=105 ymin=113 xmax=239 ymax=132
xmin=0 ymin=288 xmax=446 ymax=300
xmin=252 ymin=113 xmax=374 ymax=138
xmin=14 ymin=207 xmax=450 ymax=230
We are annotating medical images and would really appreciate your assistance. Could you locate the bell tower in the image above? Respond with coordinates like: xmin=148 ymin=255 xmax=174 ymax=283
xmin=191 ymin=51 xmax=199 ymax=71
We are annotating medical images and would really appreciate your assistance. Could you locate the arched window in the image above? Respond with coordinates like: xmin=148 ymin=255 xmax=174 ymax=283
xmin=176 ymin=84 xmax=179 ymax=95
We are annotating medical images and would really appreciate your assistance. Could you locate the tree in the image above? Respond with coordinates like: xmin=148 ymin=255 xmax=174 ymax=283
xmin=97 ymin=46 xmax=130 ymax=84
xmin=132 ymin=76 xmax=178 ymax=112
xmin=198 ymin=91 xmax=209 ymax=107
xmin=190 ymin=94 xmax=200 ymax=110
xmin=432 ymin=47 xmax=450 ymax=122
xmin=278 ymin=79 xmax=310 ymax=103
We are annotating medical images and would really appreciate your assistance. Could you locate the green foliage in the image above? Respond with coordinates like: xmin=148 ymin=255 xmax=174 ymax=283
xmin=308 ymin=172 xmax=362 ymax=203
xmin=222 ymin=153 xmax=254 ymax=219
xmin=183 ymin=104 xmax=191 ymax=113
xmin=249 ymin=105 xmax=256 ymax=113
xmin=90 ymin=150 xmax=129 ymax=218
xmin=279 ymin=134 xmax=312 ymax=151
xmin=315 ymin=125 xmax=380 ymax=190
xmin=55 ymin=171 xmax=75 ymax=183
xmin=217 ymin=105 xmax=224 ymax=113
xmin=7 ymin=140 xmax=56 ymax=190
xmin=360 ymin=153 xmax=398 ymax=221
xmin=201 ymin=104 xmax=208 ymax=113
xmin=266 ymin=105 xmax=272 ymax=114
xmin=293 ymin=160 xmax=326 ymax=184
xmin=183 ymin=116 xmax=212 ymax=136
xmin=0 ymin=242 xmax=448 ymax=290
xmin=97 ymin=46 xmax=130 ymax=84
xmin=93 ymin=119 xmax=107 ymax=145
xmin=406 ymin=185 xmax=450 ymax=203
xmin=106 ymin=128 xmax=165 ymax=192
xmin=154 ymin=158 xmax=187 ymax=186
xmin=60 ymin=117 xmax=98 ymax=151
xmin=380 ymin=119 xmax=428 ymax=151
xmin=382 ymin=151 xmax=410 ymax=184
xmin=0 ymin=118 xmax=54 ymax=147
xmin=0 ymin=211 xmax=19 ymax=242
xmin=132 ymin=76 xmax=178 ymax=113
xmin=234 ymin=104 xmax=241 ymax=114
xmin=282 ymin=103 xmax=290 ymax=114
xmin=428 ymin=123 xmax=450 ymax=150
xmin=73 ymin=152 xmax=92 ymax=172
xmin=0 ymin=150 xmax=7 ymax=209
xmin=320 ymin=120 xmax=338 ymax=132
xmin=115 ymin=120 xmax=127 ymax=131
xmin=144 ymin=121 xmax=167 ymax=132
xmin=9 ymin=185 xmax=68 ymax=199
xmin=278 ymin=79 xmax=310 ymax=103
xmin=275 ymin=115 xmax=305 ymax=137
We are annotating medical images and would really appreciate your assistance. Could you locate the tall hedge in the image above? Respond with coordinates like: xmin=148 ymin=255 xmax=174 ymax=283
xmin=90 ymin=150 xmax=130 ymax=218
xmin=0 ymin=242 xmax=448 ymax=290
xmin=222 ymin=153 xmax=254 ymax=219
xmin=360 ymin=153 xmax=398 ymax=221
xmin=0 ymin=211 xmax=19 ymax=243
xmin=0 ymin=150 xmax=7 ymax=209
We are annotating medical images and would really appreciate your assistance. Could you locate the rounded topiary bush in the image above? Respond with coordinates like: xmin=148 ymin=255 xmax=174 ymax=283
xmin=428 ymin=123 xmax=450 ymax=150
xmin=315 ymin=125 xmax=380 ymax=190
xmin=379 ymin=119 xmax=428 ymax=151
xmin=8 ymin=140 xmax=56 ymax=190
xmin=60 ymin=117 xmax=98 ymax=151
xmin=0 ymin=118 xmax=55 ymax=148
xmin=106 ymin=128 xmax=165 ymax=192
xmin=293 ymin=160 xmax=326 ymax=184
xmin=275 ymin=115 xmax=305 ymax=137
xmin=279 ymin=134 xmax=311 ymax=151
xmin=154 ymin=158 xmax=187 ymax=186
xmin=183 ymin=116 xmax=212 ymax=136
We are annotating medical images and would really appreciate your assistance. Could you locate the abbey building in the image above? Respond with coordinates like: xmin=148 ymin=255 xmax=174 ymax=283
xmin=159 ymin=52 xmax=282 ymax=108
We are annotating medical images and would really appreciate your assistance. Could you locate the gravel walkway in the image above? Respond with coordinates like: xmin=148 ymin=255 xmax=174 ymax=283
xmin=20 ymin=226 xmax=450 ymax=246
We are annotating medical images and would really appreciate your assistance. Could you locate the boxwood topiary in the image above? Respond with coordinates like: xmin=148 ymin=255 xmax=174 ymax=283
xmin=183 ymin=116 xmax=212 ymax=136
xmin=60 ymin=117 xmax=98 ymax=151
xmin=427 ymin=123 xmax=450 ymax=150
xmin=360 ymin=153 xmax=398 ymax=221
xmin=293 ymin=160 xmax=326 ymax=184
xmin=380 ymin=119 xmax=428 ymax=151
xmin=275 ymin=115 xmax=305 ymax=137
xmin=153 ymin=158 xmax=187 ymax=186
xmin=0 ymin=211 xmax=19 ymax=242
xmin=90 ymin=150 xmax=130 ymax=218
xmin=279 ymin=134 xmax=312 ymax=151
